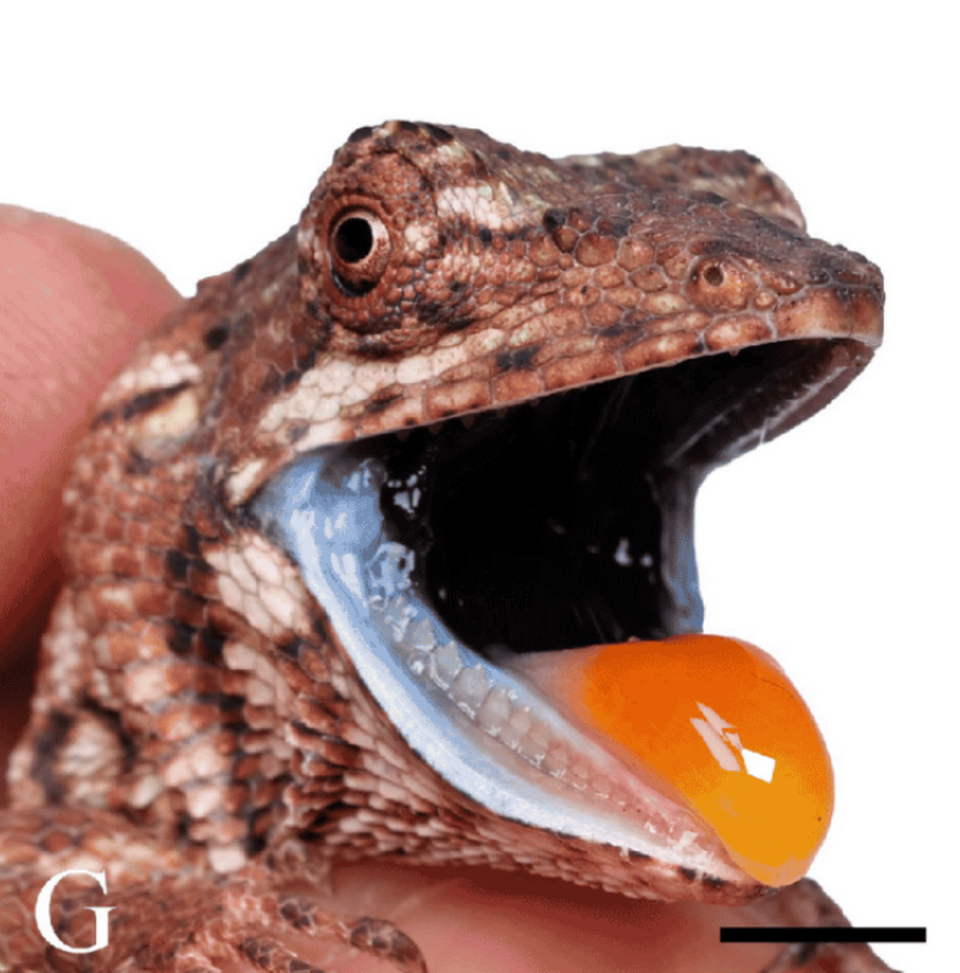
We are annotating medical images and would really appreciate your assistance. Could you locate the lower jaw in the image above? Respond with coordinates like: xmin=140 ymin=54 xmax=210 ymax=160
xmin=252 ymin=450 xmax=740 ymax=887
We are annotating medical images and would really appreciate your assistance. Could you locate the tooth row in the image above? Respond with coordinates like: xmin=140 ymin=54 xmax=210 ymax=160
xmin=371 ymin=594 xmax=630 ymax=807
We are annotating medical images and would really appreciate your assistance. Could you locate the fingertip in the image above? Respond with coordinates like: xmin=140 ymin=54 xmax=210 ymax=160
xmin=0 ymin=206 xmax=180 ymax=664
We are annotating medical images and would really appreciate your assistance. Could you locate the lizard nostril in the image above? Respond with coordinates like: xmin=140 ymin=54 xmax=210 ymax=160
xmin=334 ymin=217 xmax=375 ymax=263
xmin=703 ymin=265 xmax=724 ymax=286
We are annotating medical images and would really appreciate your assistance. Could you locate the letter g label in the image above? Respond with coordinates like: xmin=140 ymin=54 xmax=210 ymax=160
xmin=35 ymin=869 xmax=115 ymax=954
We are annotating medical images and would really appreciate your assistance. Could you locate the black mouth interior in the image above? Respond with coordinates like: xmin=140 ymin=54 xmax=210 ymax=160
xmin=347 ymin=338 xmax=867 ymax=659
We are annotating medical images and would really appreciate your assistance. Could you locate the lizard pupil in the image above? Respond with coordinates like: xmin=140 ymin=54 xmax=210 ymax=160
xmin=334 ymin=216 xmax=375 ymax=263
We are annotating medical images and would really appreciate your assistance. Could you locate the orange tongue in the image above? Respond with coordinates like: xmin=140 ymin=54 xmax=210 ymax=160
xmin=522 ymin=634 xmax=833 ymax=886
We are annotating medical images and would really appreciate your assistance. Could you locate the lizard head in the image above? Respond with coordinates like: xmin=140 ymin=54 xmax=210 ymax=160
xmin=235 ymin=122 xmax=883 ymax=903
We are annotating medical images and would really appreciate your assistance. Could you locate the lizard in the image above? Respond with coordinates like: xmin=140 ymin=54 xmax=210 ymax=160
xmin=0 ymin=120 xmax=894 ymax=972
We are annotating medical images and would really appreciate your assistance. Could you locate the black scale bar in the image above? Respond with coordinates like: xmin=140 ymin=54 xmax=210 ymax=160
xmin=720 ymin=926 xmax=926 ymax=944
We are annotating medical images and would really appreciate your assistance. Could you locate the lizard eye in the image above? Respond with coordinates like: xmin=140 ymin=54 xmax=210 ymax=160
xmin=329 ymin=208 xmax=391 ymax=297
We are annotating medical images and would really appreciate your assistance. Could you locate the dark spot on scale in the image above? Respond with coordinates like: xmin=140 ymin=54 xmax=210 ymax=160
xmin=597 ymin=217 xmax=631 ymax=238
xmin=446 ymin=318 xmax=474 ymax=332
xmin=167 ymin=618 xmax=195 ymax=655
xmin=598 ymin=318 xmax=643 ymax=340
xmin=417 ymin=301 xmax=445 ymax=326
xmin=87 ymin=697 xmax=137 ymax=771
xmin=193 ymin=462 xmax=227 ymax=517
xmin=287 ymin=909 xmax=315 ymax=933
xmin=470 ymin=155 xmax=493 ymax=182
xmin=200 ymin=626 xmax=227 ymax=662
xmin=121 ymin=383 xmax=190 ymax=422
xmin=745 ymin=211 xmax=803 ymax=243
xmin=259 ymin=369 xmax=283 ymax=397
xmin=359 ymin=341 xmax=396 ymax=360
xmin=347 ymin=125 xmax=375 ymax=143
xmin=281 ymin=369 xmax=303 ymax=389
xmin=232 ymin=259 xmax=252 ymax=282
xmin=700 ymin=192 xmax=727 ymax=207
xmin=183 ymin=523 xmax=202 ymax=555
xmin=124 ymin=450 xmax=155 ymax=476
xmin=175 ymin=815 xmax=191 ymax=841
xmin=603 ymin=155 xmax=636 ymax=175
xmin=679 ymin=866 xmax=698 ymax=882
xmin=203 ymin=324 xmax=230 ymax=351
xmin=277 ymin=636 xmax=303 ymax=660
xmin=627 ymin=849 xmax=651 ymax=861
xmin=90 ymin=406 xmax=116 ymax=429
xmin=399 ymin=121 xmax=420 ymax=133
xmin=496 ymin=345 xmax=540 ymax=371
xmin=478 ymin=227 xmax=493 ymax=246
xmin=543 ymin=209 xmax=567 ymax=232
xmin=701 ymin=875 xmax=728 ymax=891
xmin=31 ymin=710 xmax=74 ymax=802
xmin=449 ymin=279 xmax=465 ymax=292
xmin=309 ymin=318 xmax=333 ymax=353
xmin=422 ymin=123 xmax=454 ymax=144
xmin=279 ymin=900 xmax=301 ymax=924
xmin=295 ymin=346 xmax=318 ymax=373
xmin=165 ymin=547 xmax=190 ymax=581
xmin=290 ymin=720 xmax=325 ymax=745
xmin=287 ymin=422 xmax=309 ymax=444
xmin=694 ymin=239 xmax=750 ymax=257
xmin=366 ymin=392 xmax=402 ymax=414
xmin=244 ymin=831 xmax=268 ymax=857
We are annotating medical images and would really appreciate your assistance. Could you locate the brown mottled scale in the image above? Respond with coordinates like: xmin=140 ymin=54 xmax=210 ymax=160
xmin=0 ymin=122 xmax=892 ymax=970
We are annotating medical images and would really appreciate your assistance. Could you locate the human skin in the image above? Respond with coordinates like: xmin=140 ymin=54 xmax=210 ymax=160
xmin=0 ymin=206 xmax=786 ymax=973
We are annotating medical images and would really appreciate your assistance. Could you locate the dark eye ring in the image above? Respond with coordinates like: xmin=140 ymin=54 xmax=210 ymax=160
xmin=329 ymin=208 xmax=391 ymax=297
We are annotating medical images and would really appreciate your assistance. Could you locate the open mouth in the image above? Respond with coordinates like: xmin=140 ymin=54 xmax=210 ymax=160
xmin=251 ymin=333 xmax=873 ymax=893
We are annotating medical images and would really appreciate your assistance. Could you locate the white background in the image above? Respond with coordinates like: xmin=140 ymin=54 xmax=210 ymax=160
xmin=4 ymin=3 xmax=954 ymax=970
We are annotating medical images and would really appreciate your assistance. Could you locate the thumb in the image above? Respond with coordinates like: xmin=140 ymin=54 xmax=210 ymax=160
xmin=0 ymin=206 xmax=179 ymax=754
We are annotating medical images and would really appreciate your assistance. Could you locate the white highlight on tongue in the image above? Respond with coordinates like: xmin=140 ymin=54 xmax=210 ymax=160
xmin=689 ymin=702 xmax=777 ymax=782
